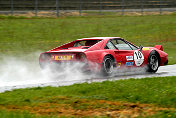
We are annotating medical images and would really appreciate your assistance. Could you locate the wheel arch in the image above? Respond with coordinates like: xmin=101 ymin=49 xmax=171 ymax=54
xmin=101 ymin=54 xmax=116 ymax=76
xmin=149 ymin=50 xmax=161 ymax=66
xmin=103 ymin=54 xmax=116 ymax=67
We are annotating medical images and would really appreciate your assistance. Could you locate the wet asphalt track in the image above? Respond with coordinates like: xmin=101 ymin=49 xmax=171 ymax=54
xmin=0 ymin=64 xmax=176 ymax=93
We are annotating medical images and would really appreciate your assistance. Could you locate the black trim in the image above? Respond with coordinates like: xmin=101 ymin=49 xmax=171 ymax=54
xmin=104 ymin=39 xmax=117 ymax=49
xmin=164 ymin=59 xmax=168 ymax=65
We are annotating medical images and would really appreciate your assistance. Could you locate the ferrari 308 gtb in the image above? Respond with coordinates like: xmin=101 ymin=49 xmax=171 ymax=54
xmin=39 ymin=37 xmax=168 ymax=76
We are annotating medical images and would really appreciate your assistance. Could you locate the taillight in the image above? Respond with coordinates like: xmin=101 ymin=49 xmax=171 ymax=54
xmin=40 ymin=53 xmax=51 ymax=61
xmin=76 ymin=53 xmax=87 ymax=61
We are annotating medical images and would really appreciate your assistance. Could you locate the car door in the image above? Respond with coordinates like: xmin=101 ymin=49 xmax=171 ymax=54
xmin=111 ymin=38 xmax=144 ymax=67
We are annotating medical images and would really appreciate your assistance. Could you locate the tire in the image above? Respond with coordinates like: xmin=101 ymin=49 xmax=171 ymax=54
xmin=147 ymin=51 xmax=159 ymax=73
xmin=101 ymin=56 xmax=114 ymax=76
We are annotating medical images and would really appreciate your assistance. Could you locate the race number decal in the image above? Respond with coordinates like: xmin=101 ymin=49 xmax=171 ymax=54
xmin=134 ymin=50 xmax=144 ymax=66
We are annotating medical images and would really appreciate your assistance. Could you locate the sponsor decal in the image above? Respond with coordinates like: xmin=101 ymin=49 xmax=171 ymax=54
xmin=126 ymin=56 xmax=133 ymax=61
xmin=126 ymin=62 xmax=134 ymax=66
xmin=116 ymin=62 xmax=121 ymax=68
xmin=142 ymin=47 xmax=150 ymax=51
xmin=134 ymin=50 xmax=144 ymax=66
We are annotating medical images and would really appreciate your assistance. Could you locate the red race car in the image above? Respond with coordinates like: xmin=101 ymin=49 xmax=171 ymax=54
xmin=39 ymin=37 xmax=168 ymax=76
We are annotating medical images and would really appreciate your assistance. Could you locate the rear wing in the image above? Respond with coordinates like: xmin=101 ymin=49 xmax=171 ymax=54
xmin=154 ymin=45 xmax=163 ymax=51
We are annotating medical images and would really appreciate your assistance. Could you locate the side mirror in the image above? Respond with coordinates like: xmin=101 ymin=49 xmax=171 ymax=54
xmin=139 ymin=45 xmax=143 ymax=52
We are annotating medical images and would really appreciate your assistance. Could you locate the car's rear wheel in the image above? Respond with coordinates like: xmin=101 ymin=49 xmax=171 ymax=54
xmin=147 ymin=51 xmax=159 ymax=73
xmin=101 ymin=56 xmax=114 ymax=76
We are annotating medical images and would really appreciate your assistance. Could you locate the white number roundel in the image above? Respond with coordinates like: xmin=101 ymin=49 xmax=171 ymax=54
xmin=134 ymin=50 xmax=144 ymax=66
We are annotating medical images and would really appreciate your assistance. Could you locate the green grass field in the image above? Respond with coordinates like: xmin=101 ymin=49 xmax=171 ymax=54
xmin=1 ymin=76 xmax=176 ymax=117
xmin=0 ymin=15 xmax=176 ymax=64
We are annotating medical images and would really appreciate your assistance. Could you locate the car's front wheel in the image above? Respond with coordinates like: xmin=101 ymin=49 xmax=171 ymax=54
xmin=147 ymin=51 xmax=159 ymax=73
xmin=101 ymin=56 xmax=114 ymax=76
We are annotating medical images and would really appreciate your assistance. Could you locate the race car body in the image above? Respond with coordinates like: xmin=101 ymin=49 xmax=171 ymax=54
xmin=39 ymin=37 xmax=168 ymax=75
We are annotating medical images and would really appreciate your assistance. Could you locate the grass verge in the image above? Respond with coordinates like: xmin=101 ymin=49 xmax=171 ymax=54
xmin=1 ymin=76 xmax=176 ymax=117
xmin=0 ymin=110 xmax=56 ymax=118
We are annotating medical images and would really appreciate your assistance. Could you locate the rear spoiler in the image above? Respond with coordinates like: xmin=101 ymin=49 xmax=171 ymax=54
xmin=154 ymin=45 xmax=163 ymax=51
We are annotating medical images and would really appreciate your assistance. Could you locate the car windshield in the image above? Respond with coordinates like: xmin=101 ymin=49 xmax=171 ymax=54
xmin=73 ymin=40 xmax=101 ymax=47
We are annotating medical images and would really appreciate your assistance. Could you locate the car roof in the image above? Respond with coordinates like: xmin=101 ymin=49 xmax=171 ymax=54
xmin=76 ymin=37 xmax=121 ymax=41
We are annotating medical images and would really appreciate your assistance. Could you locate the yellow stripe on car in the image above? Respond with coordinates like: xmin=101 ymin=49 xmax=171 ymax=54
xmin=143 ymin=48 xmax=150 ymax=51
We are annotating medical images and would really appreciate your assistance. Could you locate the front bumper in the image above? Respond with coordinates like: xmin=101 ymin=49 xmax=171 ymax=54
xmin=164 ymin=59 xmax=168 ymax=65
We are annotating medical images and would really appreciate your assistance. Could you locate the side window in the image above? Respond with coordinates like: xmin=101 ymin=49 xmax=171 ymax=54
xmin=128 ymin=43 xmax=138 ymax=50
xmin=111 ymin=39 xmax=132 ymax=50
xmin=105 ymin=41 xmax=116 ymax=49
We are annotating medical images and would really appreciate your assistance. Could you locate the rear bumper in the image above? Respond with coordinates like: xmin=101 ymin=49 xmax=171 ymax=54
xmin=39 ymin=60 xmax=102 ymax=73
xmin=160 ymin=55 xmax=168 ymax=66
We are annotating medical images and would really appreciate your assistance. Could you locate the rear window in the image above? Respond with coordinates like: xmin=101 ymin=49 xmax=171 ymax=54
xmin=73 ymin=40 xmax=101 ymax=47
